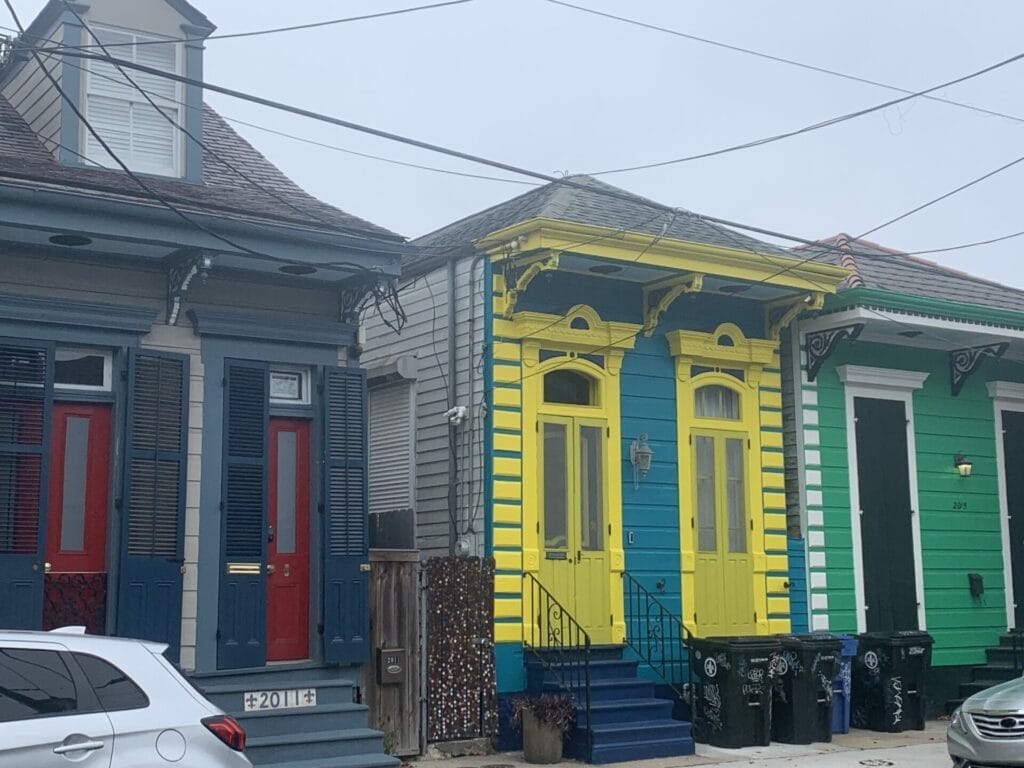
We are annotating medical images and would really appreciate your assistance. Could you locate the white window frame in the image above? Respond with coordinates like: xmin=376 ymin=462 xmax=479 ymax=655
xmin=54 ymin=347 xmax=113 ymax=393
xmin=83 ymin=24 xmax=184 ymax=178
xmin=269 ymin=366 xmax=311 ymax=406
xmin=987 ymin=381 xmax=1024 ymax=631
xmin=837 ymin=364 xmax=928 ymax=633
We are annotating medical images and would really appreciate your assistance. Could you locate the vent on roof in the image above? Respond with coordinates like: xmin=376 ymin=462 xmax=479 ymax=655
xmin=0 ymin=35 xmax=13 ymax=69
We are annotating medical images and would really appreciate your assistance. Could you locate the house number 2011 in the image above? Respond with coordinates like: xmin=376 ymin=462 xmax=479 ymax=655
xmin=953 ymin=501 xmax=968 ymax=511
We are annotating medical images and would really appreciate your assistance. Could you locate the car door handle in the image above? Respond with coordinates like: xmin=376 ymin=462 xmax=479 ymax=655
xmin=53 ymin=740 xmax=105 ymax=755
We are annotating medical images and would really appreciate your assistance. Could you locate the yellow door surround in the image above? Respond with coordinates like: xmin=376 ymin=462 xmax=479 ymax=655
xmin=669 ymin=323 xmax=778 ymax=637
xmin=496 ymin=304 xmax=640 ymax=646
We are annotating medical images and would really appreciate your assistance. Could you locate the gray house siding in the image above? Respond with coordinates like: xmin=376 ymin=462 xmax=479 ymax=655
xmin=2 ymin=26 xmax=62 ymax=158
xmin=362 ymin=255 xmax=485 ymax=558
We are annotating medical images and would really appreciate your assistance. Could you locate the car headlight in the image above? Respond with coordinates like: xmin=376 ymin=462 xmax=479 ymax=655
xmin=950 ymin=707 xmax=969 ymax=735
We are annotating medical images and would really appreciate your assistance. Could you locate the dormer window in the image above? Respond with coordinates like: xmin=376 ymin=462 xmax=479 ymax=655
xmin=84 ymin=26 xmax=182 ymax=177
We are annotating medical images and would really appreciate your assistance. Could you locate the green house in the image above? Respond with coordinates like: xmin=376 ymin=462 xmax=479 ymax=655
xmin=785 ymin=235 xmax=1024 ymax=712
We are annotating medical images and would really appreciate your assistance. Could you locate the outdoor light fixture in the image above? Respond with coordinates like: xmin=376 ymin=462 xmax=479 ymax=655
xmin=630 ymin=433 xmax=653 ymax=489
xmin=954 ymin=453 xmax=973 ymax=478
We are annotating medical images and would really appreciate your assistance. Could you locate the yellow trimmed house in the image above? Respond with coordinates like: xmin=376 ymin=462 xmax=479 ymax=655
xmin=362 ymin=176 xmax=848 ymax=761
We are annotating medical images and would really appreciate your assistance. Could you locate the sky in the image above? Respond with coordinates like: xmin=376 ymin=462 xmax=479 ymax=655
xmin=7 ymin=0 xmax=1024 ymax=287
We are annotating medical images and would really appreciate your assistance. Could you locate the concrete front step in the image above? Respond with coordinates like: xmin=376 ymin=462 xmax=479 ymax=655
xmin=191 ymin=663 xmax=353 ymax=689
xmin=201 ymin=679 xmax=357 ymax=712
xmin=235 ymin=702 xmax=371 ymax=738
xmin=971 ymin=664 xmax=1019 ymax=683
xmin=245 ymin=728 xmax=386 ymax=764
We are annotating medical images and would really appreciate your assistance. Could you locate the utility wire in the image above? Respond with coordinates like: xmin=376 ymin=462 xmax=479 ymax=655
xmin=49 ymin=45 xmax=1024 ymax=266
xmin=548 ymin=0 xmax=1024 ymax=128
xmin=8 ymin=1 xmax=475 ymax=51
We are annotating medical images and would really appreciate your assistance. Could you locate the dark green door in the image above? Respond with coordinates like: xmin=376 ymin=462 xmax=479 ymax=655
xmin=854 ymin=397 xmax=919 ymax=632
xmin=1002 ymin=410 xmax=1024 ymax=629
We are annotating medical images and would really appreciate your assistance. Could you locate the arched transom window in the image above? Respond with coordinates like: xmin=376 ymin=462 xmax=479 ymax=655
xmin=544 ymin=369 xmax=597 ymax=406
xmin=694 ymin=384 xmax=740 ymax=420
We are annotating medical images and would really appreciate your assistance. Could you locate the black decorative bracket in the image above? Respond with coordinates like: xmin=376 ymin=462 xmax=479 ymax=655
xmin=338 ymin=280 xmax=371 ymax=326
xmin=166 ymin=250 xmax=211 ymax=326
xmin=950 ymin=342 xmax=1008 ymax=396
xmin=805 ymin=323 xmax=864 ymax=382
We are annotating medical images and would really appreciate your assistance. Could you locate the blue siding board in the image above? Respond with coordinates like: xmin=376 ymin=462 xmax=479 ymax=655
xmin=788 ymin=538 xmax=809 ymax=633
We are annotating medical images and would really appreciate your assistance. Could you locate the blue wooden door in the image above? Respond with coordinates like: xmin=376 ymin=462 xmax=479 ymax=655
xmin=218 ymin=361 xmax=269 ymax=670
xmin=117 ymin=350 xmax=188 ymax=659
xmin=0 ymin=341 xmax=53 ymax=629
xmin=322 ymin=367 xmax=369 ymax=663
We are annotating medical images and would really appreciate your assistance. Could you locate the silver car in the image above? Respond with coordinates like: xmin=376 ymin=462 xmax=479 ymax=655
xmin=949 ymin=675 xmax=1024 ymax=767
xmin=0 ymin=627 xmax=252 ymax=767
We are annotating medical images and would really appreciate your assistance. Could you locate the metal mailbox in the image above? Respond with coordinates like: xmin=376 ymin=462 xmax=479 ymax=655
xmin=377 ymin=647 xmax=406 ymax=685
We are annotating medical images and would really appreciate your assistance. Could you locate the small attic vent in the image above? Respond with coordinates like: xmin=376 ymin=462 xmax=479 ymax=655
xmin=0 ymin=36 xmax=13 ymax=68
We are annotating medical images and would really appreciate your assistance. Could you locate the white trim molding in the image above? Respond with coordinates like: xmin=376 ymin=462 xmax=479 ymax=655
xmin=839 ymin=365 xmax=928 ymax=633
xmin=987 ymin=380 xmax=1024 ymax=630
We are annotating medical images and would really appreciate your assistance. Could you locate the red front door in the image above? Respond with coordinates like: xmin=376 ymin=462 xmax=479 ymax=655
xmin=44 ymin=402 xmax=112 ymax=634
xmin=267 ymin=418 xmax=311 ymax=661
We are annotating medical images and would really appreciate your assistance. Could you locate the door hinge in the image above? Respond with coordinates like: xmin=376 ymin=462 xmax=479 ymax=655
xmin=610 ymin=614 xmax=613 ymax=626
xmin=754 ymin=612 xmax=758 ymax=622
xmin=215 ymin=629 xmax=221 ymax=640
xmin=536 ymin=522 xmax=540 ymax=534
xmin=748 ymin=438 xmax=751 ymax=449
xmin=608 ymin=523 xmax=611 ymax=536
xmin=607 ymin=426 xmax=610 ymax=438
xmin=318 ymin=623 xmax=325 ymax=635
xmin=221 ymin=377 xmax=227 ymax=387
xmin=691 ymin=517 xmax=694 ymax=529
xmin=114 ymin=497 xmax=123 ymax=511
xmin=689 ymin=434 xmax=692 ymax=445
xmin=535 ymin=420 xmax=539 ymax=432
xmin=219 ymin=500 xmax=224 ymax=512
xmin=694 ymin=612 xmax=697 ymax=624
xmin=750 ymin=519 xmax=753 ymax=530
xmin=318 ymin=502 xmax=325 ymax=515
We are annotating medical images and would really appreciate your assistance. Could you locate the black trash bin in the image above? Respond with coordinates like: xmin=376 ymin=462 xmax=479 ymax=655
xmin=851 ymin=631 xmax=933 ymax=732
xmin=771 ymin=634 xmax=842 ymax=744
xmin=689 ymin=636 xmax=781 ymax=748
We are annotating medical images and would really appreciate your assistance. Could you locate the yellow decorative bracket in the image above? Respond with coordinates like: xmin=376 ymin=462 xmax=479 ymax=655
xmin=642 ymin=273 xmax=704 ymax=336
xmin=499 ymin=253 xmax=560 ymax=319
xmin=765 ymin=291 xmax=824 ymax=339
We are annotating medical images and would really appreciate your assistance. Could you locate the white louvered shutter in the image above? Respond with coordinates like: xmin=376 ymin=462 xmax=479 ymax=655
xmin=368 ymin=382 xmax=414 ymax=514
xmin=84 ymin=27 xmax=180 ymax=176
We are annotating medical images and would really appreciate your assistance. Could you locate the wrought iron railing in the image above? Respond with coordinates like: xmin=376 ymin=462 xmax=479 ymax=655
xmin=622 ymin=571 xmax=693 ymax=701
xmin=1011 ymin=627 xmax=1024 ymax=675
xmin=522 ymin=572 xmax=592 ymax=760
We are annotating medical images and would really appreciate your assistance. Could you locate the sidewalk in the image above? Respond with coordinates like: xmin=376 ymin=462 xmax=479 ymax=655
xmin=410 ymin=722 xmax=947 ymax=768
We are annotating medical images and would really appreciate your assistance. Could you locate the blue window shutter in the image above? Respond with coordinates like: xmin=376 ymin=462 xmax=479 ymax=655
xmin=118 ymin=350 xmax=188 ymax=659
xmin=0 ymin=341 xmax=53 ymax=629
xmin=322 ymin=366 xmax=369 ymax=663
xmin=218 ymin=361 xmax=268 ymax=670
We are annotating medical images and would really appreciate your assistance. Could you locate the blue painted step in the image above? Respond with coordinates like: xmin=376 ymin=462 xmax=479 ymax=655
xmin=526 ymin=645 xmax=694 ymax=763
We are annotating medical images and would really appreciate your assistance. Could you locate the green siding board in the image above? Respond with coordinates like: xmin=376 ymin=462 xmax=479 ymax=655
xmin=808 ymin=338 xmax=1021 ymax=665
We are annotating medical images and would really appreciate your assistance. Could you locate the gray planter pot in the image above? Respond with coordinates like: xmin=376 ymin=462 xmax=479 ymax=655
xmin=522 ymin=709 xmax=564 ymax=764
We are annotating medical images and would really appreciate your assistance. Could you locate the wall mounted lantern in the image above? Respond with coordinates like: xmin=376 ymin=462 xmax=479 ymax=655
xmin=630 ymin=433 xmax=653 ymax=489
xmin=954 ymin=453 xmax=973 ymax=478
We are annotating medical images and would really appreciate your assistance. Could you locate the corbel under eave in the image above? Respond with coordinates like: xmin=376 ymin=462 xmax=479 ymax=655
xmin=641 ymin=272 xmax=704 ymax=336
xmin=499 ymin=252 xmax=560 ymax=319
xmin=766 ymin=291 xmax=825 ymax=340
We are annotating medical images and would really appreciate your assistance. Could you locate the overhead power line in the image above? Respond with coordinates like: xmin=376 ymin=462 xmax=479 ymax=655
xmin=47 ymin=45 xmax=1024 ymax=266
xmin=7 ymin=0 xmax=475 ymax=51
xmin=548 ymin=0 xmax=1024 ymax=128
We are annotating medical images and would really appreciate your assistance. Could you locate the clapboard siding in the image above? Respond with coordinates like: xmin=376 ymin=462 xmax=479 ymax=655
xmin=809 ymin=339 xmax=1024 ymax=666
xmin=362 ymin=257 xmax=485 ymax=558
xmin=2 ymin=27 xmax=63 ymax=157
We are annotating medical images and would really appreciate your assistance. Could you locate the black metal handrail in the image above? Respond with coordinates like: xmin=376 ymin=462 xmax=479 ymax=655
xmin=522 ymin=572 xmax=592 ymax=761
xmin=1011 ymin=627 xmax=1024 ymax=675
xmin=622 ymin=571 xmax=693 ymax=701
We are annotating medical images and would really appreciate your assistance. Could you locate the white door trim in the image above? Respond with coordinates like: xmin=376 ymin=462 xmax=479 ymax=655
xmin=987 ymin=381 xmax=1024 ymax=630
xmin=837 ymin=365 xmax=928 ymax=633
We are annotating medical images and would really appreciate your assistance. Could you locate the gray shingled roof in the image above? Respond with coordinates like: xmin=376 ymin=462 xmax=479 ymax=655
xmin=413 ymin=175 xmax=789 ymax=258
xmin=0 ymin=95 xmax=403 ymax=241
xmin=797 ymin=235 xmax=1024 ymax=314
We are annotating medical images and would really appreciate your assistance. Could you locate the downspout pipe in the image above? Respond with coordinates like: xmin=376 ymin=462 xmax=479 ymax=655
xmin=447 ymin=254 xmax=458 ymax=556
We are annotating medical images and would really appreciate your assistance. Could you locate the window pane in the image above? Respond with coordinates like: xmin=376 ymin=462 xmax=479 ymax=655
xmin=695 ymin=436 xmax=716 ymax=552
xmin=0 ymin=649 xmax=79 ymax=721
xmin=73 ymin=654 xmax=148 ymax=712
xmin=55 ymin=352 xmax=106 ymax=388
xmin=276 ymin=431 xmax=297 ymax=554
xmin=695 ymin=385 xmax=740 ymax=419
xmin=579 ymin=426 xmax=603 ymax=552
xmin=726 ymin=438 xmax=747 ymax=553
xmin=59 ymin=416 xmax=90 ymax=552
xmin=544 ymin=370 xmax=593 ymax=406
xmin=543 ymin=423 xmax=568 ymax=549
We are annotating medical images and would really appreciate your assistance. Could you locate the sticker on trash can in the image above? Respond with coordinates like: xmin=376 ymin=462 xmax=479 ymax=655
xmin=704 ymin=657 xmax=718 ymax=678
xmin=773 ymin=657 xmax=789 ymax=677
xmin=864 ymin=650 xmax=880 ymax=670
xmin=908 ymin=646 xmax=925 ymax=656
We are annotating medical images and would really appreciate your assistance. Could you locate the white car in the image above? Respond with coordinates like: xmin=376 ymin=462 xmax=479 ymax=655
xmin=949 ymin=675 xmax=1024 ymax=767
xmin=0 ymin=627 xmax=252 ymax=767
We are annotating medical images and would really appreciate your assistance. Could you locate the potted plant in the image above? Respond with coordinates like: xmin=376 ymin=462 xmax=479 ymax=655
xmin=511 ymin=693 xmax=575 ymax=764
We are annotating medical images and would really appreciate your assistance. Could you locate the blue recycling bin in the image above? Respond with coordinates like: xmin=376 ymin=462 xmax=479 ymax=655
xmin=830 ymin=634 xmax=858 ymax=734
